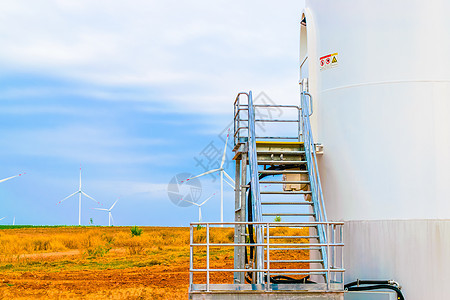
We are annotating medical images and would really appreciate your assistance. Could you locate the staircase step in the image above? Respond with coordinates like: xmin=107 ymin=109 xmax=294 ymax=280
xmin=261 ymin=201 xmax=312 ymax=205
xmin=260 ymin=181 xmax=310 ymax=184
xmin=258 ymin=160 xmax=307 ymax=165
xmin=262 ymin=213 xmax=315 ymax=217
xmin=259 ymin=170 xmax=308 ymax=175
xmin=256 ymin=151 xmax=305 ymax=155
xmin=260 ymin=191 xmax=311 ymax=194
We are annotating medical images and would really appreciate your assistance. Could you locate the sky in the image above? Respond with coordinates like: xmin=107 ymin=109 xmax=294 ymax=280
xmin=0 ymin=0 xmax=305 ymax=226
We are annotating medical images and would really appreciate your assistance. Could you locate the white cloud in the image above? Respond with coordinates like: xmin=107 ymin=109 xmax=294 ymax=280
xmin=0 ymin=0 xmax=305 ymax=114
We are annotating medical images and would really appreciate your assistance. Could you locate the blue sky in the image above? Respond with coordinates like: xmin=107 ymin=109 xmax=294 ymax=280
xmin=0 ymin=0 xmax=305 ymax=226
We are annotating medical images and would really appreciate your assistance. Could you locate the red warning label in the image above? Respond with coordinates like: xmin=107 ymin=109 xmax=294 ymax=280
xmin=319 ymin=53 xmax=338 ymax=70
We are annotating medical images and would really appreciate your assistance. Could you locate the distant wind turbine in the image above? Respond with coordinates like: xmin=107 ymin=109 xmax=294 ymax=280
xmin=182 ymin=129 xmax=235 ymax=224
xmin=182 ymin=193 xmax=215 ymax=222
xmin=57 ymin=167 xmax=101 ymax=226
xmin=0 ymin=172 xmax=25 ymax=184
xmin=92 ymin=199 xmax=118 ymax=226
xmin=12 ymin=216 xmax=15 ymax=226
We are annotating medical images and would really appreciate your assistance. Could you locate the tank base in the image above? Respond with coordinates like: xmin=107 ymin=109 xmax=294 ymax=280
xmin=190 ymin=291 xmax=344 ymax=300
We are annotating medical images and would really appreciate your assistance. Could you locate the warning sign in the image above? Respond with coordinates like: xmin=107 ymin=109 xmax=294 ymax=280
xmin=319 ymin=53 xmax=338 ymax=71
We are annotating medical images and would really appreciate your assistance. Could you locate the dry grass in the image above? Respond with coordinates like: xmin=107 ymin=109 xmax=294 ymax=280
xmin=0 ymin=226 xmax=310 ymax=299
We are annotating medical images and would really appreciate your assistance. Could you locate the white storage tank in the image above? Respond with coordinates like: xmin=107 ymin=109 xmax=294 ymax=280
xmin=301 ymin=1 xmax=450 ymax=299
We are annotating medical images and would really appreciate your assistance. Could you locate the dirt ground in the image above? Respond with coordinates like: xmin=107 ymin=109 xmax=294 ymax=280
xmin=0 ymin=226 xmax=307 ymax=299
xmin=0 ymin=263 xmax=189 ymax=299
xmin=0 ymin=226 xmax=233 ymax=299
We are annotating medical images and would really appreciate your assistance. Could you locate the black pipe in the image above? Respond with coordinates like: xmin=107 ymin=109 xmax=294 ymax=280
xmin=345 ymin=281 xmax=404 ymax=300
xmin=270 ymin=275 xmax=315 ymax=284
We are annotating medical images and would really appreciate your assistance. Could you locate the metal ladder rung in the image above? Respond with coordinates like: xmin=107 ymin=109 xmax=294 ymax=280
xmin=258 ymin=170 xmax=308 ymax=174
xmin=260 ymin=191 xmax=312 ymax=195
xmin=258 ymin=160 xmax=307 ymax=165
xmin=256 ymin=151 xmax=305 ymax=155
xmin=255 ymin=119 xmax=299 ymax=122
xmin=261 ymin=201 xmax=312 ymax=205
xmin=262 ymin=213 xmax=315 ymax=217
xmin=260 ymin=181 xmax=310 ymax=184
xmin=255 ymin=137 xmax=299 ymax=139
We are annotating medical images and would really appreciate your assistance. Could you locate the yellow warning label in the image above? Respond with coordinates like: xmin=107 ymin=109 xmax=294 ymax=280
xmin=319 ymin=52 xmax=339 ymax=71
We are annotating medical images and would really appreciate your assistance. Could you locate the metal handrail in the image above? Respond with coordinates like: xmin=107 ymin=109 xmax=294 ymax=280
xmin=247 ymin=91 xmax=264 ymax=284
xmin=300 ymin=90 xmax=329 ymax=275
xmin=233 ymin=92 xmax=304 ymax=146
xmin=189 ymin=222 xmax=344 ymax=292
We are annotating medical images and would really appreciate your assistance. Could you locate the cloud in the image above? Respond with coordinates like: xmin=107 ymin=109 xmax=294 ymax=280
xmin=0 ymin=0 xmax=305 ymax=114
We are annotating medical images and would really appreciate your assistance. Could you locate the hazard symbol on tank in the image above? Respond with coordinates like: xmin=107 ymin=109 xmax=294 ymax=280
xmin=319 ymin=53 xmax=338 ymax=70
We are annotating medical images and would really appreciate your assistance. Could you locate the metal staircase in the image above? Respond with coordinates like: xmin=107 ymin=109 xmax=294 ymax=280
xmin=188 ymin=89 xmax=344 ymax=299
xmin=232 ymin=90 xmax=331 ymax=286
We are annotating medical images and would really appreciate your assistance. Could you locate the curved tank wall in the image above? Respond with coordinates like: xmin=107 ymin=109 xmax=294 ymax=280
xmin=302 ymin=0 xmax=450 ymax=299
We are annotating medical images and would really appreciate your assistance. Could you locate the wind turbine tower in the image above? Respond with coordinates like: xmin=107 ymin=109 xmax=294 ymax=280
xmin=93 ymin=199 xmax=118 ymax=226
xmin=57 ymin=167 xmax=101 ymax=225
xmin=184 ymin=130 xmax=234 ymax=224
xmin=182 ymin=193 xmax=215 ymax=222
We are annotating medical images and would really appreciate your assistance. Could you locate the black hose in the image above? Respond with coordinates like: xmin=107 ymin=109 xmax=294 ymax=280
xmin=245 ymin=164 xmax=308 ymax=284
xmin=345 ymin=281 xmax=404 ymax=300
xmin=270 ymin=275 xmax=315 ymax=284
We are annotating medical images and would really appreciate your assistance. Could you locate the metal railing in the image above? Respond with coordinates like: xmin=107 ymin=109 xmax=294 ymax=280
xmin=247 ymin=91 xmax=265 ymax=283
xmin=300 ymin=90 xmax=329 ymax=271
xmin=233 ymin=92 xmax=302 ymax=148
xmin=189 ymin=221 xmax=344 ymax=292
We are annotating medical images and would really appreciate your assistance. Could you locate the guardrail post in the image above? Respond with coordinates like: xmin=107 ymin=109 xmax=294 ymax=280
xmin=206 ymin=224 xmax=210 ymax=292
xmin=326 ymin=223 xmax=330 ymax=290
xmin=266 ymin=223 xmax=270 ymax=291
xmin=189 ymin=225 xmax=193 ymax=291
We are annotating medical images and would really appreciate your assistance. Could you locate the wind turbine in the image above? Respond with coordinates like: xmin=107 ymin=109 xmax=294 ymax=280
xmin=182 ymin=193 xmax=215 ymax=222
xmin=183 ymin=129 xmax=235 ymax=224
xmin=0 ymin=172 xmax=25 ymax=184
xmin=92 ymin=199 xmax=118 ymax=226
xmin=57 ymin=167 xmax=101 ymax=226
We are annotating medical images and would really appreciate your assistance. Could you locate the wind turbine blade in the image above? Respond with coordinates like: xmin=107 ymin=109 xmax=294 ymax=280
xmin=199 ymin=193 xmax=216 ymax=206
xmin=182 ymin=169 xmax=221 ymax=182
xmin=223 ymin=178 xmax=235 ymax=189
xmin=0 ymin=217 xmax=5 ymax=221
xmin=81 ymin=191 xmax=101 ymax=205
xmin=79 ymin=165 xmax=82 ymax=190
xmin=109 ymin=199 xmax=119 ymax=210
xmin=181 ymin=198 xmax=199 ymax=206
xmin=0 ymin=172 xmax=25 ymax=183
xmin=57 ymin=191 xmax=78 ymax=205
xmin=220 ymin=129 xmax=230 ymax=168
xmin=222 ymin=170 xmax=235 ymax=185
xmin=92 ymin=208 xmax=108 ymax=211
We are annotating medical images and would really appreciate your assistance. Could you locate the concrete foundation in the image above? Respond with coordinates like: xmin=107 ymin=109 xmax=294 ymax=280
xmin=345 ymin=291 xmax=397 ymax=300
xmin=190 ymin=291 xmax=344 ymax=300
